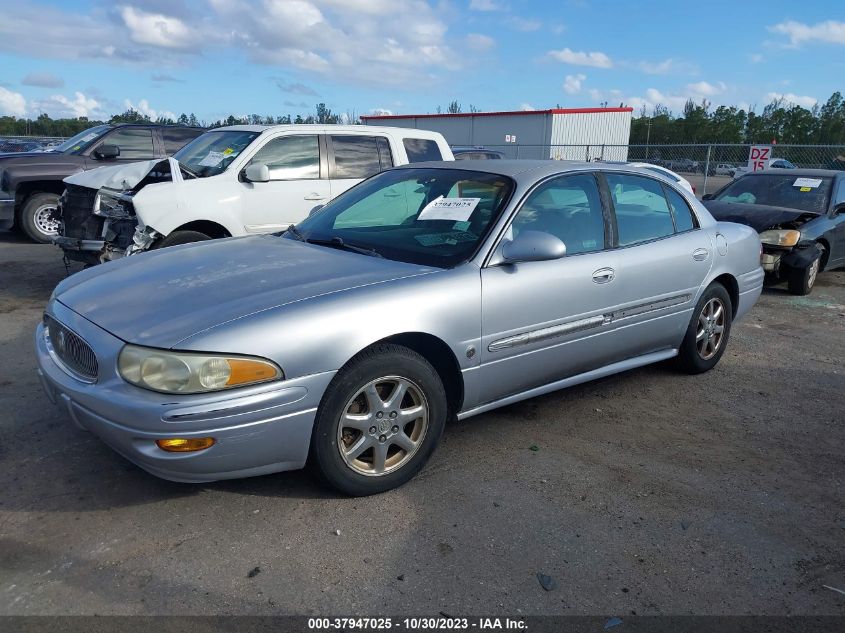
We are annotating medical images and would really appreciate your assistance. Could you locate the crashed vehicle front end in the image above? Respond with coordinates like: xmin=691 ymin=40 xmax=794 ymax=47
xmin=756 ymin=216 xmax=821 ymax=280
xmin=55 ymin=159 xmax=182 ymax=266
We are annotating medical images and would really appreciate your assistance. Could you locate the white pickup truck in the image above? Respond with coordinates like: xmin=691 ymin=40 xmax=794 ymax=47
xmin=55 ymin=124 xmax=454 ymax=265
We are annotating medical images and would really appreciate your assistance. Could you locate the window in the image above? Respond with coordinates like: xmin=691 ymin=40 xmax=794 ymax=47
xmin=249 ymin=135 xmax=320 ymax=180
xmin=331 ymin=136 xmax=384 ymax=179
xmin=376 ymin=137 xmax=394 ymax=170
xmin=173 ymin=130 xmax=260 ymax=178
xmin=606 ymin=173 xmax=675 ymax=246
xmin=833 ymin=178 xmax=845 ymax=206
xmin=403 ymin=138 xmax=442 ymax=163
xmin=510 ymin=173 xmax=605 ymax=255
xmin=162 ymin=128 xmax=203 ymax=155
xmin=664 ymin=186 xmax=697 ymax=232
xmin=715 ymin=174 xmax=833 ymax=214
xmin=101 ymin=128 xmax=155 ymax=159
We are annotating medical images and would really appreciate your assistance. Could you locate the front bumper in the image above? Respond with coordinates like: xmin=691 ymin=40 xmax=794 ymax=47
xmin=35 ymin=300 xmax=335 ymax=483
xmin=760 ymin=243 xmax=820 ymax=279
xmin=0 ymin=196 xmax=14 ymax=231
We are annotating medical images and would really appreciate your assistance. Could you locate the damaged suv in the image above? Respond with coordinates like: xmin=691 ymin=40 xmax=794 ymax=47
xmin=55 ymin=125 xmax=453 ymax=266
xmin=703 ymin=169 xmax=845 ymax=295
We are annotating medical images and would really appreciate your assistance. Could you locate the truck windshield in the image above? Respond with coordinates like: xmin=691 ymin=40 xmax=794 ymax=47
xmin=54 ymin=125 xmax=112 ymax=154
xmin=173 ymin=130 xmax=260 ymax=177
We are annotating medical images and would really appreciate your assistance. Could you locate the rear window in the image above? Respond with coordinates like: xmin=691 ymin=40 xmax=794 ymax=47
xmin=161 ymin=127 xmax=202 ymax=155
xmin=403 ymin=138 xmax=442 ymax=163
xmin=331 ymin=135 xmax=385 ymax=179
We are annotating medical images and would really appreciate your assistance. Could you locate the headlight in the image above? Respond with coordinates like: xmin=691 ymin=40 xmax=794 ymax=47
xmin=759 ymin=229 xmax=801 ymax=247
xmin=118 ymin=344 xmax=282 ymax=394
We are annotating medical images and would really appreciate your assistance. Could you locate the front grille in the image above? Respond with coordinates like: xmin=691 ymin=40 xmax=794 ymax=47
xmin=60 ymin=184 xmax=104 ymax=240
xmin=44 ymin=315 xmax=98 ymax=382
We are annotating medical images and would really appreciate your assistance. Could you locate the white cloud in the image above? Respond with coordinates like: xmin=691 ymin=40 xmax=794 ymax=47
xmin=22 ymin=72 xmax=64 ymax=88
xmin=519 ymin=102 xmax=535 ymax=111
xmin=769 ymin=20 xmax=845 ymax=47
xmin=466 ymin=33 xmax=495 ymax=51
xmin=119 ymin=6 xmax=197 ymax=49
xmin=750 ymin=53 xmax=764 ymax=63
xmin=370 ymin=108 xmax=393 ymax=115
xmin=32 ymin=91 xmax=103 ymax=118
xmin=765 ymin=92 xmax=818 ymax=109
xmin=124 ymin=98 xmax=177 ymax=121
xmin=0 ymin=87 xmax=27 ymax=117
xmin=636 ymin=58 xmax=679 ymax=75
xmin=563 ymin=73 xmax=586 ymax=94
xmin=469 ymin=0 xmax=506 ymax=11
xmin=511 ymin=17 xmax=541 ymax=32
xmin=687 ymin=81 xmax=726 ymax=97
xmin=548 ymin=47 xmax=612 ymax=68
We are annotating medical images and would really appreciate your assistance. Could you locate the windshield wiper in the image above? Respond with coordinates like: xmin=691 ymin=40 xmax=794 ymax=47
xmin=306 ymin=236 xmax=383 ymax=258
xmin=285 ymin=224 xmax=305 ymax=241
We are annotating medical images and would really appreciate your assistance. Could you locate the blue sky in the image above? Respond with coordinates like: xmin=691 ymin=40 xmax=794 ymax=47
xmin=0 ymin=0 xmax=842 ymax=122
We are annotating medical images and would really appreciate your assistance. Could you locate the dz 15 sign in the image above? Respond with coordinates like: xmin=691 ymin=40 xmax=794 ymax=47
xmin=748 ymin=145 xmax=772 ymax=172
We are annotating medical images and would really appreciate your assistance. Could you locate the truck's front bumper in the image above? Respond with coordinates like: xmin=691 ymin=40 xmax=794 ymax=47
xmin=35 ymin=300 xmax=334 ymax=483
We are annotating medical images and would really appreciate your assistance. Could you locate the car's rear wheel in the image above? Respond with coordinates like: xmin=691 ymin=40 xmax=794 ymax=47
xmin=676 ymin=283 xmax=733 ymax=374
xmin=310 ymin=344 xmax=447 ymax=496
xmin=154 ymin=230 xmax=211 ymax=249
xmin=20 ymin=193 xmax=60 ymax=243
xmin=787 ymin=245 xmax=823 ymax=295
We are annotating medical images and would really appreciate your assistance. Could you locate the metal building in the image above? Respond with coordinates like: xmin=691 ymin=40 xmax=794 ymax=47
xmin=360 ymin=107 xmax=633 ymax=161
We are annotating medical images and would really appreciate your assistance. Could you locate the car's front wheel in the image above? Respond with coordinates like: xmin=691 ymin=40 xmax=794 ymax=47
xmin=154 ymin=230 xmax=211 ymax=249
xmin=310 ymin=344 xmax=447 ymax=496
xmin=20 ymin=192 xmax=61 ymax=243
xmin=676 ymin=283 xmax=733 ymax=374
xmin=787 ymin=245 xmax=823 ymax=295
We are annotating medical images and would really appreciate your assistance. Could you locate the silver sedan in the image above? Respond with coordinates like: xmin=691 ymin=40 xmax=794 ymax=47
xmin=36 ymin=161 xmax=764 ymax=495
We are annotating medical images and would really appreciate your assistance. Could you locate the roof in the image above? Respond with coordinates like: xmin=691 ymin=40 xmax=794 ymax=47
xmin=394 ymin=159 xmax=673 ymax=182
xmin=361 ymin=107 xmax=634 ymax=120
xmin=753 ymin=168 xmax=844 ymax=177
xmin=212 ymin=124 xmax=446 ymax=137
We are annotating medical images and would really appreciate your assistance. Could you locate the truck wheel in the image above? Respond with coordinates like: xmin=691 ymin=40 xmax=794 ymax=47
xmin=787 ymin=246 xmax=823 ymax=295
xmin=154 ymin=230 xmax=211 ymax=249
xmin=20 ymin=193 xmax=61 ymax=243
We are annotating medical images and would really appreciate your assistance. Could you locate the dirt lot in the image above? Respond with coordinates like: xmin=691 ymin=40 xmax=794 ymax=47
xmin=0 ymin=233 xmax=843 ymax=617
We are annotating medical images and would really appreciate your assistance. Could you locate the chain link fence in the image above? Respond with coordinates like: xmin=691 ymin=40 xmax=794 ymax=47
xmin=470 ymin=143 xmax=845 ymax=196
xmin=0 ymin=135 xmax=66 ymax=152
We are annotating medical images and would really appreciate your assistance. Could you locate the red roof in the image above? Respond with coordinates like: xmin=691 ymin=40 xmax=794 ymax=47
xmin=361 ymin=107 xmax=633 ymax=120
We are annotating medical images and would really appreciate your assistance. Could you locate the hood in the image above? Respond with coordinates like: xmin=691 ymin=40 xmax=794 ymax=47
xmin=702 ymin=200 xmax=820 ymax=232
xmin=0 ymin=151 xmax=85 ymax=167
xmin=55 ymin=234 xmax=437 ymax=348
xmin=63 ymin=158 xmax=178 ymax=191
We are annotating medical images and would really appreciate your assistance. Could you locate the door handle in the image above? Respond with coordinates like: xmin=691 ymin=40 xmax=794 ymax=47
xmin=304 ymin=193 xmax=327 ymax=201
xmin=692 ymin=248 xmax=709 ymax=261
xmin=592 ymin=267 xmax=615 ymax=284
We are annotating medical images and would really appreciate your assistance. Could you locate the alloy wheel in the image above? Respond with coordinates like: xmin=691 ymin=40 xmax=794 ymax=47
xmin=34 ymin=204 xmax=60 ymax=237
xmin=696 ymin=297 xmax=726 ymax=360
xmin=807 ymin=258 xmax=819 ymax=289
xmin=337 ymin=376 xmax=429 ymax=476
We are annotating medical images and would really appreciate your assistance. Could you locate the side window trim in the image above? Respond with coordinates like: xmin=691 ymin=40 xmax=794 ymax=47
xmin=660 ymin=182 xmax=701 ymax=232
xmin=601 ymin=170 xmax=678 ymax=249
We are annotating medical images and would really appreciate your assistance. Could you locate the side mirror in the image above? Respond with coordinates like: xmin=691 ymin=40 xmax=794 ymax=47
xmin=833 ymin=202 xmax=845 ymax=216
xmin=501 ymin=230 xmax=567 ymax=264
xmin=701 ymin=193 xmax=715 ymax=201
xmin=244 ymin=164 xmax=270 ymax=183
xmin=93 ymin=144 xmax=119 ymax=160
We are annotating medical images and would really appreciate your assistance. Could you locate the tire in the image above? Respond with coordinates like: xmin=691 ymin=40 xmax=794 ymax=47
xmin=675 ymin=283 xmax=733 ymax=375
xmin=787 ymin=245 xmax=823 ymax=296
xmin=154 ymin=230 xmax=211 ymax=249
xmin=20 ymin=193 xmax=60 ymax=243
xmin=310 ymin=344 xmax=447 ymax=496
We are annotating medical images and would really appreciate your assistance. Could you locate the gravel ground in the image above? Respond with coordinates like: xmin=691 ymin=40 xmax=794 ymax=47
xmin=0 ymin=233 xmax=843 ymax=616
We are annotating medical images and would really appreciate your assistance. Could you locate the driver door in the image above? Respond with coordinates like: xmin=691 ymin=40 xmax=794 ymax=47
xmin=239 ymin=134 xmax=330 ymax=233
xmin=478 ymin=172 xmax=624 ymax=405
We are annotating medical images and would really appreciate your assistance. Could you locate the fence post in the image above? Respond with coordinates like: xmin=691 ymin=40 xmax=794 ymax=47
xmin=601 ymin=144 xmax=605 ymax=161
xmin=516 ymin=144 xmax=520 ymax=159
xmin=702 ymin=144 xmax=712 ymax=197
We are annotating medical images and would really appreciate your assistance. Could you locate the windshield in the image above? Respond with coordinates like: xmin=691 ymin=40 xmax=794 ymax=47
xmin=292 ymin=168 xmax=515 ymax=268
xmin=54 ymin=125 xmax=112 ymax=154
xmin=172 ymin=130 xmax=260 ymax=177
xmin=715 ymin=174 xmax=832 ymax=214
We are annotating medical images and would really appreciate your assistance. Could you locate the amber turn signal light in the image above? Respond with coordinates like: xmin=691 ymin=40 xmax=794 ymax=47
xmin=155 ymin=437 xmax=216 ymax=452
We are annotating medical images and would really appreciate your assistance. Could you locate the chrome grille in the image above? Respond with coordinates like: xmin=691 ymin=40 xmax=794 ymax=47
xmin=44 ymin=315 xmax=98 ymax=382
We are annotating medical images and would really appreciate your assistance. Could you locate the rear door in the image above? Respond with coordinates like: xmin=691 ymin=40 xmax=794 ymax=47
xmin=239 ymin=133 xmax=329 ymax=232
xmin=327 ymin=134 xmax=393 ymax=199
xmin=598 ymin=172 xmax=713 ymax=355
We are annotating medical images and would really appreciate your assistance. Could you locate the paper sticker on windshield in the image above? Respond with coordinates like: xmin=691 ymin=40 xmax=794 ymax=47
xmin=223 ymin=147 xmax=234 ymax=155
xmin=198 ymin=150 xmax=226 ymax=167
xmin=417 ymin=196 xmax=480 ymax=221
xmin=80 ymin=133 xmax=98 ymax=143
xmin=793 ymin=177 xmax=822 ymax=189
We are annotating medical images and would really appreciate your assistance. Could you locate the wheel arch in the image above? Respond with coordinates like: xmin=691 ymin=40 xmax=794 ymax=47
xmin=14 ymin=181 xmax=65 ymax=216
xmin=170 ymin=220 xmax=231 ymax=239
xmin=710 ymin=273 xmax=739 ymax=318
xmin=816 ymin=237 xmax=831 ymax=270
xmin=359 ymin=332 xmax=464 ymax=418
